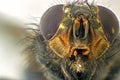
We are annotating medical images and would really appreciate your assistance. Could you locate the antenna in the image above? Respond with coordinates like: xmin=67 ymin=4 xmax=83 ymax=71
xmin=85 ymin=0 xmax=90 ymax=6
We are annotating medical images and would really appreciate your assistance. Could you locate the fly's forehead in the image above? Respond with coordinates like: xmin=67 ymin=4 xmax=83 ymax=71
xmin=61 ymin=3 xmax=104 ymax=35
xmin=63 ymin=3 xmax=98 ymax=19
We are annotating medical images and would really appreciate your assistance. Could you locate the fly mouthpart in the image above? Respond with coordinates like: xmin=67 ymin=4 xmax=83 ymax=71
xmin=74 ymin=48 xmax=90 ymax=56
xmin=69 ymin=47 xmax=90 ymax=61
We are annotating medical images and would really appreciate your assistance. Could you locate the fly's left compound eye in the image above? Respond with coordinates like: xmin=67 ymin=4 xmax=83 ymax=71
xmin=39 ymin=4 xmax=64 ymax=40
xmin=98 ymin=6 xmax=119 ymax=43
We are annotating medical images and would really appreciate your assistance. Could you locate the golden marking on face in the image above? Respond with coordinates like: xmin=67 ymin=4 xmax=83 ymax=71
xmin=49 ymin=27 xmax=110 ymax=59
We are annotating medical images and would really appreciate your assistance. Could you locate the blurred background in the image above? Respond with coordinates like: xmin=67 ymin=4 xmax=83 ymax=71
xmin=0 ymin=0 xmax=119 ymax=80
xmin=0 ymin=0 xmax=119 ymax=23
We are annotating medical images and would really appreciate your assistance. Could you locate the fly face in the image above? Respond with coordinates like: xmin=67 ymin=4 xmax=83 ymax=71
xmin=48 ymin=4 xmax=109 ymax=73
xmin=39 ymin=1 xmax=119 ymax=79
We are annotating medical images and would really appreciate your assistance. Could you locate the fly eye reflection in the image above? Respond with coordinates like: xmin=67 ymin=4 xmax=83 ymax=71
xmin=39 ymin=5 xmax=64 ymax=40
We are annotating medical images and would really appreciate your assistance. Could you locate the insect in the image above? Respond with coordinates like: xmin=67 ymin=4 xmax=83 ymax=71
xmin=27 ymin=0 xmax=120 ymax=80
xmin=0 ymin=0 xmax=120 ymax=80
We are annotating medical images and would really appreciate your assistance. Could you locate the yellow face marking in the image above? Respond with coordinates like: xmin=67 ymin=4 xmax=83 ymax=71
xmin=59 ymin=24 xmax=66 ymax=30
xmin=64 ymin=8 xmax=71 ymax=13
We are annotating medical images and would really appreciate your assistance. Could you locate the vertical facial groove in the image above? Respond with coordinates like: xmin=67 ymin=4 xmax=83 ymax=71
xmin=73 ymin=17 xmax=89 ymax=40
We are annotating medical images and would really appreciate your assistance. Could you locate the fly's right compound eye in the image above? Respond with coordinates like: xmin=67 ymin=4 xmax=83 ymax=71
xmin=98 ymin=6 xmax=119 ymax=43
xmin=39 ymin=5 xmax=64 ymax=40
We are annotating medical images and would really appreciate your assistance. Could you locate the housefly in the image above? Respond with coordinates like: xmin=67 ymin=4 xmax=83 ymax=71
xmin=0 ymin=0 xmax=120 ymax=80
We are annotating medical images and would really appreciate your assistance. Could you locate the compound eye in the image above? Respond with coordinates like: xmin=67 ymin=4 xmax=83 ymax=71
xmin=39 ymin=4 xmax=64 ymax=40
xmin=98 ymin=6 xmax=119 ymax=43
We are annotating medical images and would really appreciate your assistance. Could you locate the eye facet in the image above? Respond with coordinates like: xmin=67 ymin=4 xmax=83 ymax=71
xmin=39 ymin=4 xmax=64 ymax=40
xmin=98 ymin=6 xmax=119 ymax=43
